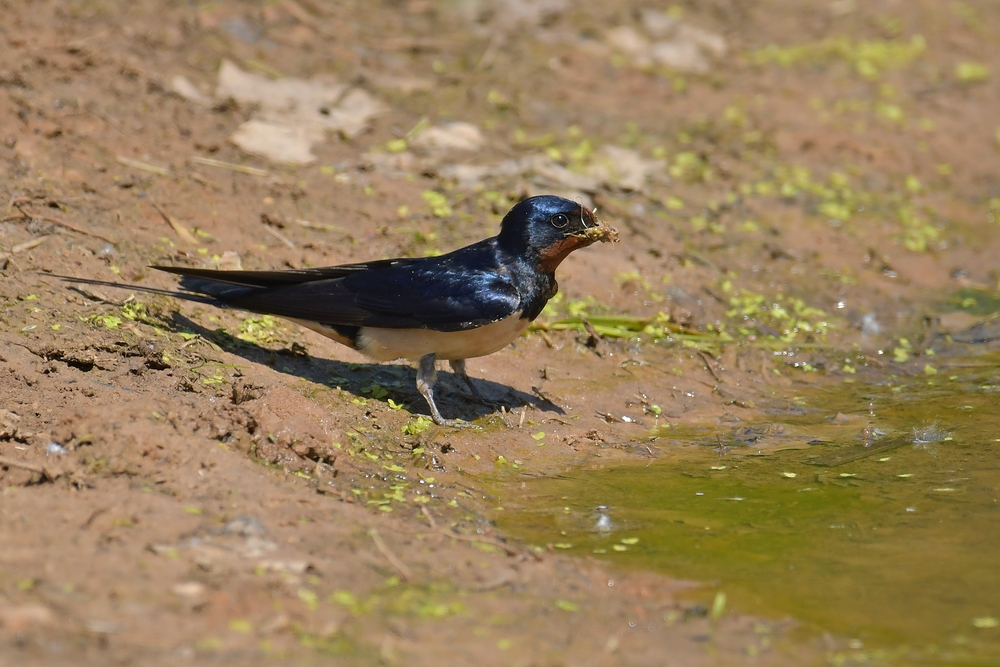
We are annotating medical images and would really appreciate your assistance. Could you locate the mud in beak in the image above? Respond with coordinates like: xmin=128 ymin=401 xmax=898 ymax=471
xmin=570 ymin=208 xmax=619 ymax=244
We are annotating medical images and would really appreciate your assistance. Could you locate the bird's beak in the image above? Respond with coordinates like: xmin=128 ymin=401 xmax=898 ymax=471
xmin=570 ymin=208 xmax=619 ymax=244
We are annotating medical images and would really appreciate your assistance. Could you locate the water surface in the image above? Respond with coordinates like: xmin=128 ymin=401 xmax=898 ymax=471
xmin=497 ymin=350 xmax=1000 ymax=663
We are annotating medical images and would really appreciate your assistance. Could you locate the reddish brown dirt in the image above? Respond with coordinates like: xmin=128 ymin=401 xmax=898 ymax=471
xmin=1 ymin=0 xmax=999 ymax=664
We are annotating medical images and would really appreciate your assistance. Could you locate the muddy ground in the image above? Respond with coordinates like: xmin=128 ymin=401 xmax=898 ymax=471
xmin=1 ymin=0 xmax=999 ymax=665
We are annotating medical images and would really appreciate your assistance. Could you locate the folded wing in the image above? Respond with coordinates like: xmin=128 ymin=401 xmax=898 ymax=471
xmin=153 ymin=241 xmax=521 ymax=332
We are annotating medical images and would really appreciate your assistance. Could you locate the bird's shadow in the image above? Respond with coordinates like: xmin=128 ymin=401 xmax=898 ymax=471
xmin=169 ymin=313 xmax=563 ymax=422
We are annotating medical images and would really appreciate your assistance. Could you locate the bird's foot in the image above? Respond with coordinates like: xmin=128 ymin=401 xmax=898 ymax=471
xmin=475 ymin=396 xmax=507 ymax=411
xmin=420 ymin=355 xmax=482 ymax=429
xmin=430 ymin=415 xmax=481 ymax=429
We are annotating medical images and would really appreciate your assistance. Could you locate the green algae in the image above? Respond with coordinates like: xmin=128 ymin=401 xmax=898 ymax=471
xmin=497 ymin=349 xmax=1000 ymax=663
xmin=330 ymin=582 xmax=465 ymax=619
xmin=750 ymin=35 xmax=927 ymax=80
xmin=939 ymin=288 xmax=1000 ymax=317
xmin=532 ymin=280 xmax=835 ymax=350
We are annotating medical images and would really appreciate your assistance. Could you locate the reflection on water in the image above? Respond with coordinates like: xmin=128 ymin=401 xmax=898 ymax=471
xmin=497 ymin=350 xmax=1000 ymax=663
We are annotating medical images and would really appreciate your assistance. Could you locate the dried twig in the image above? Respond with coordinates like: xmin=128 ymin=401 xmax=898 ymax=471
xmin=89 ymin=107 xmax=124 ymax=133
xmin=116 ymin=155 xmax=171 ymax=177
xmin=280 ymin=0 xmax=337 ymax=37
xmin=12 ymin=235 xmax=52 ymax=254
xmin=477 ymin=32 xmax=504 ymax=69
xmin=697 ymin=350 xmax=722 ymax=384
xmin=37 ymin=216 xmax=115 ymax=244
xmin=186 ymin=171 xmax=222 ymax=191
xmin=531 ymin=386 xmax=559 ymax=408
xmin=189 ymin=156 xmax=269 ymax=177
xmin=4 ymin=207 xmax=116 ymax=245
xmin=580 ymin=317 xmax=603 ymax=357
xmin=294 ymin=218 xmax=340 ymax=232
xmin=420 ymin=507 xmax=533 ymax=559
xmin=0 ymin=456 xmax=45 ymax=474
xmin=368 ymin=528 xmax=414 ymax=582
xmin=419 ymin=505 xmax=438 ymax=529
xmin=262 ymin=224 xmax=295 ymax=249
xmin=440 ymin=528 xmax=529 ymax=558
xmin=466 ymin=569 xmax=518 ymax=592
xmin=6 ymin=196 xmax=32 ymax=210
xmin=150 ymin=200 xmax=198 ymax=245
xmin=498 ymin=405 xmax=512 ymax=428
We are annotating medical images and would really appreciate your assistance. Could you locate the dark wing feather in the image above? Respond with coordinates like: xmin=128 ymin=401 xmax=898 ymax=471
xmin=152 ymin=257 xmax=417 ymax=287
xmin=341 ymin=260 xmax=520 ymax=330
xmin=152 ymin=240 xmax=522 ymax=331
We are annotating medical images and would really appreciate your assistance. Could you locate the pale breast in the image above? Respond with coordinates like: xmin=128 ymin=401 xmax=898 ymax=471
xmin=357 ymin=313 xmax=530 ymax=361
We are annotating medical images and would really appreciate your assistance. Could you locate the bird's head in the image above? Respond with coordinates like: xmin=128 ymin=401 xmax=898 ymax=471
xmin=497 ymin=195 xmax=619 ymax=272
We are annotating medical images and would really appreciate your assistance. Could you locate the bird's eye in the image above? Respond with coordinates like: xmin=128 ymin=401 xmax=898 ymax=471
xmin=551 ymin=213 xmax=570 ymax=229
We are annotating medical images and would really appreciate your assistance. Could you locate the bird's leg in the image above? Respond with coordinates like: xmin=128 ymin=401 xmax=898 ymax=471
xmin=417 ymin=353 xmax=474 ymax=428
xmin=449 ymin=358 xmax=508 ymax=414
xmin=448 ymin=359 xmax=482 ymax=400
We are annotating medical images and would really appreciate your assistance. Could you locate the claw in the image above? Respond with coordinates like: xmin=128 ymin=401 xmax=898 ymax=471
xmin=433 ymin=417 xmax=480 ymax=429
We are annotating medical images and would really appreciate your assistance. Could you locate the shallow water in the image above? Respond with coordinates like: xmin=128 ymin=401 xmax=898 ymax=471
xmin=497 ymin=349 xmax=1000 ymax=663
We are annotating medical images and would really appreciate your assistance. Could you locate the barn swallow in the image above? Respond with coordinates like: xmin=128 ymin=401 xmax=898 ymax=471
xmin=154 ymin=195 xmax=618 ymax=426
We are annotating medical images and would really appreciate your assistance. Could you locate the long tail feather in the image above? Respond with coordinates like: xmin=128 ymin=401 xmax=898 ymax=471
xmin=151 ymin=264 xmax=374 ymax=288
xmin=53 ymin=274 xmax=223 ymax=306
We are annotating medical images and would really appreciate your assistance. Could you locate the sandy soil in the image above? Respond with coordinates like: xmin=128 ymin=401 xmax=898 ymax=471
xmin=1 ymin=0 xmax=999 ymax=664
